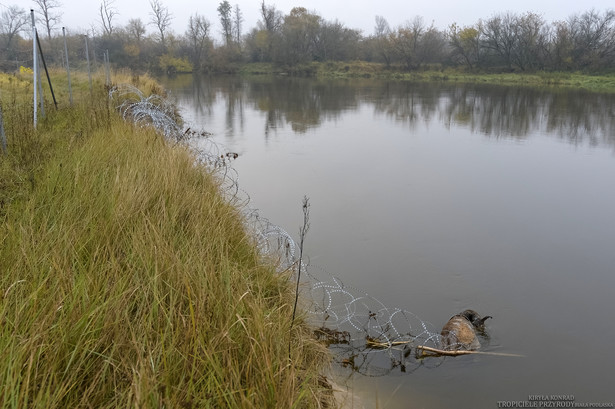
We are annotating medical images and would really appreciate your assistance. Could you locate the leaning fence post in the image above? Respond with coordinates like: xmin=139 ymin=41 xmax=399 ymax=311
xmin=63 ymin=27 xmax=73 ymax=105
xmin=35 ymin=31 xmax=57 ymax=110
xmin=31 ymin=9 xmax=37 ymax=128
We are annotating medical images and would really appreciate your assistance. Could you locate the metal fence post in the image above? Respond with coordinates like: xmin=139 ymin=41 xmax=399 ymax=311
xmin=85 ymin=35 xmax=93 ymax=93
xmin=31 ymin=9 xmax=37 ymax=128
xmin=63 ymin=27 xmax=73 ymax=105
xmin=104 ymin=50 xmax=111 ymax=86
xmin=38 ymin=55 xmax=45 ymax=118
xmin=0 ymin=106 xmax=6 ymax=154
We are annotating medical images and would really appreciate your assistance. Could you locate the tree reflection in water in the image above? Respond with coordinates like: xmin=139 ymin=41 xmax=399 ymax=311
xmin=166 ymin=74 xmax=615 ymax=148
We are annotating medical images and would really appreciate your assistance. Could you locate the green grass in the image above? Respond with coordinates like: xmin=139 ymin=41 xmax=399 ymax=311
xmin=240 ymin=61 xmax=615 ymax=93
xmin=0 ymin=72 xmax=332 ymax=408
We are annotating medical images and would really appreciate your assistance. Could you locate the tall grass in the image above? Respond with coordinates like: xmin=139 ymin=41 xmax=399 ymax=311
xmin=0 ymin=72 xmax=332 ymax=408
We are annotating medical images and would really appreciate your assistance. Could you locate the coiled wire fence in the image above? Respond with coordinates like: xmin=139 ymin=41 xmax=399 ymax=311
xmin=109 ymin=84 xmax=450 ymax=377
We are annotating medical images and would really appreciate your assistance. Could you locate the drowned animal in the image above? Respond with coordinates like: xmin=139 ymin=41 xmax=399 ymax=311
xmin=440 ymin=309 xmax=492 ymax=351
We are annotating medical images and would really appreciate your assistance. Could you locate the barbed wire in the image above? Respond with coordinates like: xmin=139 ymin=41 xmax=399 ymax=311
xmin=109 ymin=84 xmax=493 ymax=377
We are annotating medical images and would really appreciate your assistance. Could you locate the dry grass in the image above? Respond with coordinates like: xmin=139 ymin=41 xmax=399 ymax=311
xmin=0 ymin=72 xmax=333 ymax=408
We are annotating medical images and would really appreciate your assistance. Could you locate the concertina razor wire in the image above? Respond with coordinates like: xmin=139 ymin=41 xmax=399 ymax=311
xmin=109 ymin=84 xmax=490 ymax=377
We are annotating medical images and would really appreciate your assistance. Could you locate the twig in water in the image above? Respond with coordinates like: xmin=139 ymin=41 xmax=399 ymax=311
xmin=416 ymin=345 xmax=524 ymax=358
xmin=366 ymin=337 xmax=412 ymax=349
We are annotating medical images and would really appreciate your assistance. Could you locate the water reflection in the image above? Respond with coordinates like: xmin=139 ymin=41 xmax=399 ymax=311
xmin=159 ymin=74 xmax=615 ymax=408
xmin=440 ymin=86 xmax=615 ymax=144
xmin=247 ymin=78 xmax=361 ymax=134
xmin=165 ymin=74 xmax=615 ymax=147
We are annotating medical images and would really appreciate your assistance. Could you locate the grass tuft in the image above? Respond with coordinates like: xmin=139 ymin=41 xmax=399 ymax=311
xmin=0 ymin=71 xmax=332 ymax=408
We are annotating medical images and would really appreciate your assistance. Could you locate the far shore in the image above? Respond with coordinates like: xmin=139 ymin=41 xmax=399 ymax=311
xmin=231 ymin=61 xmax=615 ymax=93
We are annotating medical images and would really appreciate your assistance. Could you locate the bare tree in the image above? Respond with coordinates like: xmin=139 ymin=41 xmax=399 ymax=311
xmin=417 ymin=24 xmax=447 ymax=65
xmin=0 ymin=5 xmax=28 ymax=57
xmin=99 ymin=0 xmax=117 ymax=35
xmin=313 ymin=19 xmax=360 ymax=61
xmin=259 ymin=0 xmax=282 ymax=32
xmin=233 ymin=4 xmax=242 ymax=45
xmin=247 ymin=0 xmax=282 ymax=61
xmin=567 ymin=9 xmax=615 ymax=68
xmin=186 ymin=13 xmax=211 ymax=69
xmin=149 ymin=0 xmax=172 ymax=49
xmin=217 ymin=0 xmax=232 ymax=46
xmin=390 ymin=17 xmax=425 ymax=69
xmin=126 ymin=18 xmax=146 ymax=44
xmin=481 ymin=12 xmax=519 ymax=69
xmin=448 ymin=22 xmax=482 ymax=68
xmin=374 ymin=15 xmax=392 ymax=66
xmin=32 ymin=0 xmax=62 ymax=39
xmin=374 ymin=15 xmax=390 ymax=37
xmin=513 ymin=12 xmax=549 ymax=70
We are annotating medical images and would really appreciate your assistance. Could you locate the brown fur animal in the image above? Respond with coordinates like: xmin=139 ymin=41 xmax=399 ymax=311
xmin=440 ymin=309 xmax=492 ymax=351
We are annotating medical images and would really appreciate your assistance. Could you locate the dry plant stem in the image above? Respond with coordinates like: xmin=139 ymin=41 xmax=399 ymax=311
xmin=289 ymin=196 xmax=310 ymax=359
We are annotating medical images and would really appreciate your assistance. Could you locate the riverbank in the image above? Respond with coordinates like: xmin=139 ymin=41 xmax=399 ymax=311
xmin=0 ymin=71 xmax=333 ymax=408
xmin=239 ymin=62 xmax=615 ymax=93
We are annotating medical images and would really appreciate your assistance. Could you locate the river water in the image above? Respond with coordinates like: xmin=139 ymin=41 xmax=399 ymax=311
xmin=160 ymin=75 xmax=615 ymax=408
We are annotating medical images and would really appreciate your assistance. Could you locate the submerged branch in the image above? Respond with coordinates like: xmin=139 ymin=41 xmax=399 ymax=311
xmin=416 ymin=345 xmax=524 ymax=357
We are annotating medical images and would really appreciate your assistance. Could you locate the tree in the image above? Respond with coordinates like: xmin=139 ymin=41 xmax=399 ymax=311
xmin=551 ymin=20 xmax=574 ymax=69
xmin=244 ymin=1 xmax=282 ymax=62
xmin=567 ymin=9 xmax=615 ymax=69
xmin=217 ymin=0 xmax=232 ymax=46
xmin=417 ymin=24 xmax=447 ymax=65
xmin=99 ymin=0 xmax=117 ymax=35
xmin=123 ymin=18 xmax=147 ymax=68
xmin=481 ymin=12 xmax=519 ymax=69
xmin=233 ymin=4 xmax=243 ymax=45
xmin=32 ymin=0 xmax=62 ymax=40
xmin=390 ymin=17 xmax=425 ymax=70
xmin=374 ymin=15 xmax=390 ymax=38
xmin=260 ymin=0 xmax=282 ymax=32
xmin=186 ymin=13 xmax=211 ymax=69
xmin=149 ymin=0 xmax=172 ymax=49
xmin=0 ymin=5 xmax=28 ymax=60
xmin=126 ymin=18 xmax=146 ymax=44
xmin=314 ymin=20 xmax=361 ymax=61
xmin=277 ymin=7 xmax=322 ymax=65
xmin=373 ymin=15 xmax=393 ymax=66
xmin=449 ymin=23 xmax=482 ymax=68
xmin=513 ymin=12 xmax=549 ymax=70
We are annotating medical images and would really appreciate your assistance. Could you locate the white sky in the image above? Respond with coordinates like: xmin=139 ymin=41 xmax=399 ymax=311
xmin=18 ymin=0 xmax=615 ymax=40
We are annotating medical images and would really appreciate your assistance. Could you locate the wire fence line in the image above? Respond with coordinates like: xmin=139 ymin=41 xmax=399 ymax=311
xmin=108 ymin=83 xmax=468 ymax=378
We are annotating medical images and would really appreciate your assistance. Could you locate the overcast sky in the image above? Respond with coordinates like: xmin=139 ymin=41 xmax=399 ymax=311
xmin=18 ymin=0 xmax=615 ymax=40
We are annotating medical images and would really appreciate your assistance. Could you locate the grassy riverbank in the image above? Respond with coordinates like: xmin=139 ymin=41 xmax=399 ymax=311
xmin=0 ymin=72 xmax=332 ymax=408
xmin=240 ymin=61 xmax=615 ymax=93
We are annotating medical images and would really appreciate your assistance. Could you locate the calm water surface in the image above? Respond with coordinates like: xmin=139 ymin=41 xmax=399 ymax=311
xmin=160 ymin=75 xmax=615 ymax=408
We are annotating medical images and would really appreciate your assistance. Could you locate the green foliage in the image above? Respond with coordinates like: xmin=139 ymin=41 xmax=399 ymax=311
xmin=236 ymin=62 xmax=615 ymax=92
xmin=157 ymin=54 xmax=193 ymax=74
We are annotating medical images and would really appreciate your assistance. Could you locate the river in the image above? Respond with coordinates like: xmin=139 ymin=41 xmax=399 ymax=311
xmin=159 ymin=74 xmax=615 ymax=409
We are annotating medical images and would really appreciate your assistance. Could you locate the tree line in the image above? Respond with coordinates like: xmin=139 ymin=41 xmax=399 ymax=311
xmin=1 ymin=0 xmax=614 ymax=73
